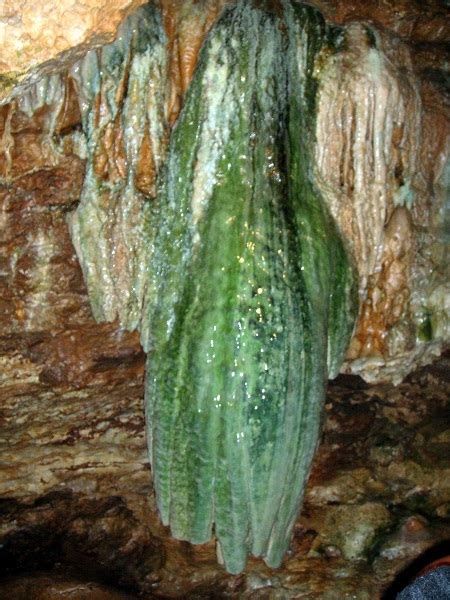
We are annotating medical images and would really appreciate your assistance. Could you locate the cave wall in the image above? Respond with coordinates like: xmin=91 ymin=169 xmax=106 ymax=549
xmin=1 ymin=0 xmax=448 ymax=382
xmin=0 ymin=0 xmax=449 ymax=596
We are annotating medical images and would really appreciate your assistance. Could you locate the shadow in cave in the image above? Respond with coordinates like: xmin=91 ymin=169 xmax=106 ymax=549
xmin=382 ymin=540 xmax=450 ymax=599
xmin=0 ymin=571 xmax=140 ymax=600
xmin=0 ymin=492 xmax=159 ymax=600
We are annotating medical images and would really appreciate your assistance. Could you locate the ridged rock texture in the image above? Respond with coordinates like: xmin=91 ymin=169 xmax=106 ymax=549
xmin=314 ymin=22 xmax=448 ymax=383
xmin=2 ymin=0 xmax=446 ymax=382
xmin=140 ymin=3 xmax=356 ymax=573
xmin=61 ymin=0 xmax=357 ymax=571
xmin=0 ymin=0 xmax=449 ymax=586
xmin=67 ymin=4 xmax=168 ymax=329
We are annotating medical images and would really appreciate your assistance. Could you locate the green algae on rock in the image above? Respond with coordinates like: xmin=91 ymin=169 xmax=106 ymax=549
xmin=140 ymin=1 xmax=356 ymax=573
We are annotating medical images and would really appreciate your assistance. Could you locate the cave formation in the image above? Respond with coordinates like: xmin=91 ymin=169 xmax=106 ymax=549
xmin=0 ymin=0 xmax=448 ymax=597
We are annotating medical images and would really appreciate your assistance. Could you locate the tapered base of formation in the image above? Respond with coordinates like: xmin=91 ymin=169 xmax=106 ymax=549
xmin=0 ymin=0 xmax=448 ymax=576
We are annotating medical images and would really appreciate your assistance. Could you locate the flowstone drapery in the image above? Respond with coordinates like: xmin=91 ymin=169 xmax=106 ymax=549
xmin=139 ymin=3 xmax=356 ymax=572
xmin=69 ymin=1 xmax=357 ymax=572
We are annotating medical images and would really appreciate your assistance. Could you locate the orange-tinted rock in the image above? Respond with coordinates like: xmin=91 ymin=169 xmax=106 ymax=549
xmin=348 ymin=207 xmax=415 ymax=358
xmin=160 ymin=0 xmax=232 ymax=125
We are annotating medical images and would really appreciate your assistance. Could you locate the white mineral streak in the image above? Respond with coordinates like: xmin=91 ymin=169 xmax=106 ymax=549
xmin=190 ymin=35 xmax=231 ymax=236
xmin=312 ymin=24 xmax=448 ymax=383
xmin=24 ymin=231 xmax=56 ymax=330
xmin=315 ymin=24 xmax=421 ymax=298
xmin=67 ymin=5 xmax=168 ymax=329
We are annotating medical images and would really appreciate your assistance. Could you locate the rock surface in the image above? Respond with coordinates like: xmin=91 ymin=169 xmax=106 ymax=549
xmin=1 ymin=0 xmax=447 ymax=382
xmin=1 ymin=0 xmax=448 ymax=85
xmin=1 ymin=306 xmax=449 ymax=597
xmin=0 ymin=0 xmax=449 ymax=597
xmin=0 ymin=0 xmax=148 ymax=94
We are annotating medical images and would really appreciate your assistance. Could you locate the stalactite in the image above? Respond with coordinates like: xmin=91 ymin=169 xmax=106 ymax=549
xmin=159 ymin=0 xmax=232 ymax=125
xmin=67 ymin=4 xmax=169 ymax=329
xmin=314 ymin=24 xmax=422 ymax=300
xmin=312 ymin=22 xmax=449 ymax=381
xmin=138 ymin=0 xmax=356 ymax=572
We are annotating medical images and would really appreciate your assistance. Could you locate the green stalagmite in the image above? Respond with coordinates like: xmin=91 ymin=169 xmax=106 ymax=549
xmin=140 ymin=1 xmax=357 ymax=573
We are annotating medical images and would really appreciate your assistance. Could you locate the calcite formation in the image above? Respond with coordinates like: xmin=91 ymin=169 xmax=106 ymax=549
xmin=138 ymin=3 xmax=356 ymax=572
xmin=2 ymin=1 xmax=447 ymax=378
xmin=0 ymin=0 xmax=448 ymax=582
xmin=67 ymin=4 xmax=168 ymax=329
xmin=48 ymin=1 xmax=357 ymax=571
xmin=313 ymin=22 xmax=448 ymax=382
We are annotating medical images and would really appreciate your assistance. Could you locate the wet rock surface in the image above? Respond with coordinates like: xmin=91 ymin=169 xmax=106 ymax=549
xmin=0 ymin=0 xmax=449 ymax=597
xmin=2 ymin=0 xmax=447 ymax=384
xmin=0 ymin=157 xmax=448 ymax=597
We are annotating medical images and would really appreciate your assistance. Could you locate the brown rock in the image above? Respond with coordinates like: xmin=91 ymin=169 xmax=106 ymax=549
xmin=0 ymin=574 xmax=138 ymax=600
xmin=0 ymin=1 xmax=149 ymax=90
